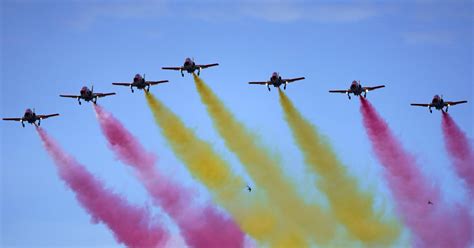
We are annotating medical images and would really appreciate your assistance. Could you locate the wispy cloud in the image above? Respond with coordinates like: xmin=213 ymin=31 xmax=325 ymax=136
xmin=67 ymin=0 xmax=381 ymax=29
xmin=241 ymin=2 xmax=380 ymax=23
xmin=402 ymin=31 xmax=455 ymax=45
xmin=68 ymin=0 xmax=168 ymax=30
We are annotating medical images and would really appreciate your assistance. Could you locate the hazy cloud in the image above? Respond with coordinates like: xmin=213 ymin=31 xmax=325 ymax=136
xmin=402 ymin=31 xmax=455 ymax=45
xmin=242 ymin=2 xmax=380 ymax=23
xmin=68 ymin=0 xmax=168 ymax=30
xmin=65 ymin=0 xmax=382 ymax=29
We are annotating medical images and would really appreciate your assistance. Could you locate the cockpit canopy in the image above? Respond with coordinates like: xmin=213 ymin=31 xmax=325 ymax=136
xmin=351 ymin=80 xmax=359 ymax=88
xmin=432 ymin=95 xmax=441 ymax=103
xmin=184 ymin=57 xmax=192 ymax=65
xmin=271 ymin=72 xmax=279 ymax=79
xmin=80 ymin=86 xmax=89 ymax=94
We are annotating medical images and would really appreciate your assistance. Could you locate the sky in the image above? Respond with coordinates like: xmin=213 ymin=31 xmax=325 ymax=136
xmin=1 ymin=0 xmax=473 ymax=247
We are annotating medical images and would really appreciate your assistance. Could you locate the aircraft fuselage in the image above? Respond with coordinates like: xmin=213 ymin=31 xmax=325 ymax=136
xmin=182 ymin=60 xmax=199 ymax=74
xmin=22 ymin=109 xmax=40 ymax=126
xmin=350 ymin=82 xmax=365 ymax=96
xmin=80 ymin=87 xmax=95 ymax=102
xmin=23 ymin=112 xmax=37 ymax=124
xmin=270 ymin=75 xmax=285 ymax=87
xmin=132 ymin=77 xmax=148 ymax=90
xmin=430 ymin=95 xmax=447 ymax=112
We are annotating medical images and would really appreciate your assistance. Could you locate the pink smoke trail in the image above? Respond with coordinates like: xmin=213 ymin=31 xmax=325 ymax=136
xmin=359 ymin=98 xmax=473 ymax=247
xmin=36 ymin=127 xmax=168 ymax=248
xmin=442 ymin=112 xmax=474 ymax=198
xmin=93 ymin=104 xmax=245 ymax=248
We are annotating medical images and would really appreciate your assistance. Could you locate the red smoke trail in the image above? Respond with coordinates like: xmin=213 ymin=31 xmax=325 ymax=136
xmin=93 ymin=104 xmax=245 ymax=248
xmin=442 ymin=112 xmax=474 ymax=198
xmin=36 ymin=127 xmax=168 ymax=248
xmin=359 ymin=98 xmax=473 ymax=247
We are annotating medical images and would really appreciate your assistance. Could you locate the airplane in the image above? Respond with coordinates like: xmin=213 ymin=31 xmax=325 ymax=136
xmin=428 ymin=200 xmax=434 ymax=205
xmin=112 ymin=74 xmax=168 ymax=93
xmin=60 ymin=86 xmax=115 ymax=105
xmin=162 ymin=58 xmax=219 ymax=77
xmin=248 ymin=72 xmax=305 ymax=91
xmin=246 ymin=185 xmax=252 ymax=192
xmin=329 ymin=80 xmax=385 ymax=99
xmin=2 ymin=108 xmax=59 ymax=127
xmin=411 ymin=95 xmax=467 ymax=113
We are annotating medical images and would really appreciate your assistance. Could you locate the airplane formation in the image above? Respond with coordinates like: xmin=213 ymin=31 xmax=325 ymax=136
xmin=2 ymin=57 xmax=469 ymax=127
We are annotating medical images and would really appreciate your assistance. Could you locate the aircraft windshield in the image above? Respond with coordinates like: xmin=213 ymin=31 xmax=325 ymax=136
xmin=80 ymin=87 xmax=88 ymax=94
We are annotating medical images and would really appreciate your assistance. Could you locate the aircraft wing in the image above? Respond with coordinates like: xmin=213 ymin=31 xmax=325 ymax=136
xmin=146 ymin=80 xmax=169 ymax=86
xmin=329 ymin=89 xmax=350 ymax=94
xmin=248 ymin=81 xmax=269 ymax=85
xmin=445 ymin=100 xmax=467 ymax=106
xmin=95 ymin=92 xmax=116 ymax=98
xmin=363 ymin=85 xmax=385 ymax=91
xmin=37 ymin=113 xmax=60 ymax=119
xmin=410 ymin=103 xmax=431 ymax=107
xmin=283 ymin=77 xmax=305 ymax=83
xmin=2 ymin=117 xmax=23 ymax=122
xmin=197 ymin=63 xmax=219 ymax=69
xmin=162 ymin=66 xmax=183 ymax=71
xmin=60 ymin=94 xmax=80 ymax=98
xmin=112 ymin=83 xmax=132 ymax=86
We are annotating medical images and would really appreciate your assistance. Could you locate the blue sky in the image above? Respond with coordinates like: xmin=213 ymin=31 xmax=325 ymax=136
xmin=1 ymin=1 xmax=472 ymax=246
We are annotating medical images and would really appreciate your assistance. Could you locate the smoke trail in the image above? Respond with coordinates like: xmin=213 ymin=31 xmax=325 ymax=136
xmin=278 ymin=90 xmax=400 ymax=245
xmin=193 ymin=75 xmax=339 ymax=244
xmin=145 ymin=92 xmax=308 ymax=247
xmin=93 ymin=104 xmax=245 ymax=248
xmin=441 ymin=112 xmax=474 ymax=198
xmin=36 ymin=127 xmax=168 ymax=248
xmin=359 ymin=97 xmax=473 ymax=247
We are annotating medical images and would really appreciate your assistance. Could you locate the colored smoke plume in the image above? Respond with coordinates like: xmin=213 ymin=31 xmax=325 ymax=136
xmin=145 ymin=92 xmax=307 ymax=247
xmin=360 ymin=97 xmax=473 ymax=247
xmin=36 ymin=127 xmax=169 ymax=248
xmin=193 ymin=74 xmax=338 ymax=245
xmin=441 ymin=112 xmax=474 ymax=198
xmin=93 ymin=104 xmax=245 ymax=248
xmin=278 ymin=90 xmax=401 ymax=245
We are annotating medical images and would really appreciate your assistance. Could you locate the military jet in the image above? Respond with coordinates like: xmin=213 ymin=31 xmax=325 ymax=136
xmin=411 ymin=95 xmax=467 ymax=113
xmin=112 ymin=74 xmax=168 ymax=93
xmin=60 ymin=86 xmax=115 ymax=105
xmin=2 ymin=108 xmax=59 ymax=127
xmin=246 ymin=185 xmax=252 ymax=192
xmin=428 ymin=200 xmax=434 ymax=205
xmin=329 ymin=80 xmax=385 ymax=99
xmin=248 ymin=72 xmax=305 ymax=91
xmin=162 ymin=58 xmax=219 ymax=77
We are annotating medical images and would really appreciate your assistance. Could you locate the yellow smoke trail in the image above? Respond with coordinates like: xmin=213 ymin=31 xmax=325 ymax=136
xmin=278 ymin=89 xmax=401 ymax=245
xmin=145 ymin=92 xmax=308 ymax=247
xmin=193 ymin=75 xmax=340 ymax=245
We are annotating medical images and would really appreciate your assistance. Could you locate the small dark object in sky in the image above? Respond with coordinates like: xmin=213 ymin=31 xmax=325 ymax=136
xmin=428 ymin=200 xmax=434 ymax=205
xmin=246 ymin=185 xmax=251 ymax=192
